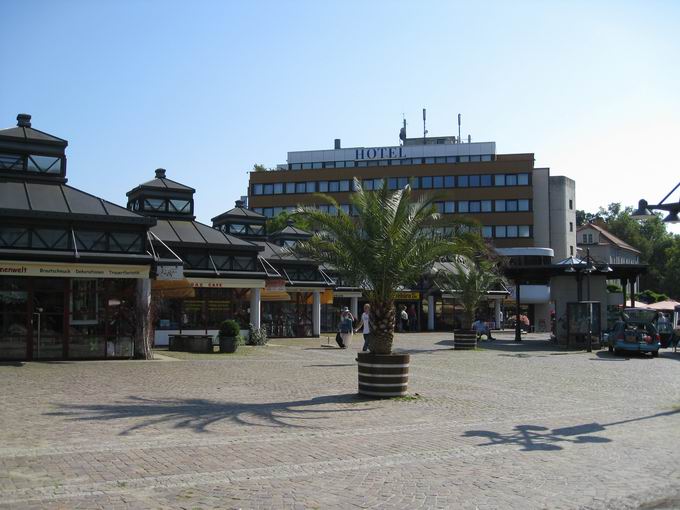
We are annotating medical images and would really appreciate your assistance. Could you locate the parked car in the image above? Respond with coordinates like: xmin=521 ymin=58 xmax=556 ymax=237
xmin=657 ymin=321 xmax=676 ymax=348
xmin=607 ymin=309 xmax=660 ymax=357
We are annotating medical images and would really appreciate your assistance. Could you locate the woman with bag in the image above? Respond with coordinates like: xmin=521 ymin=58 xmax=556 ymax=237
xmin=337 ymin=307 xmax=354 ymax=349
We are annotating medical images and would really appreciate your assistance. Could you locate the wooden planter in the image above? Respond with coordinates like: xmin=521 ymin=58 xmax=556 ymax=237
xmin=357 ymin=352 xmax=410 ymax=397
xmin=453 ymin=330 xmax=477 ymax=350
xmin=219 ymin=336 xmax=238 ymax=353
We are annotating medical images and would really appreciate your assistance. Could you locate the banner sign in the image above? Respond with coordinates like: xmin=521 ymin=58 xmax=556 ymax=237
xmin=155 ymin=261 xmax=184 ymax=281
xmin=0 ymin=260 xmax=149 ymax=279
xmin=189 ymin=277 xmax=266 ymax=289
xmin=265 ymin=279 xmax=287 ymax=292
xmin=394 ymin=291 xmax=420 ymax=300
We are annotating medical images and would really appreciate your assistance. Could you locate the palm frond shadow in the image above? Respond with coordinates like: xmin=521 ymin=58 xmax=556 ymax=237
xmin=46 ymin=393 xmax=373 ymax=435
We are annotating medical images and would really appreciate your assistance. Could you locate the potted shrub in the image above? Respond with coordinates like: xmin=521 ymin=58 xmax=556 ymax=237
xmin=247 ymin=323 xmax=269 ymax=346
xmin=219 ymin=319 xmax=241 ymax=353
xmin=292 ymin=179 xmax=480 ymax=397
xmin=443 ymin=257 xmax=503 ymax=350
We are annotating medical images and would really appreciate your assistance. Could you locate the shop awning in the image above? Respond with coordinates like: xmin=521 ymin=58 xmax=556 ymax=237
xmin=151 ymin=279 xmax=195 ymax=298
xmin=261 ymin=290 xmax=292 ymax=301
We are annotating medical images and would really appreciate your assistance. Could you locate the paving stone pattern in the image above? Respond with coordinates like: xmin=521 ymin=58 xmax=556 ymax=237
xmin=0 ymin=332 xmax=679 ymax=509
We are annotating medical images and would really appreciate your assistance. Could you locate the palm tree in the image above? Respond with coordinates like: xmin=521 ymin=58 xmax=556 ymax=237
xmin=292 ymin=179 xmax=481 ymax=354
xmin=442 ymin=257 xmax=504 ymax=330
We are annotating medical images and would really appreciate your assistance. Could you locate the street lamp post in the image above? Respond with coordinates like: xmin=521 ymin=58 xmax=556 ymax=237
xmin=631 ymin=181 xmax=680 ymax=224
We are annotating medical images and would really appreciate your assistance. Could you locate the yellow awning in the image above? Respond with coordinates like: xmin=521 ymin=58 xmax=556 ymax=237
xmin=151 ymin=279 xmax=195 ymax=298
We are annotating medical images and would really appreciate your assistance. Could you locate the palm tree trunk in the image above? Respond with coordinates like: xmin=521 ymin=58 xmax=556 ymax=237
xmin=370 ymin=300 xmax=395 ymax=354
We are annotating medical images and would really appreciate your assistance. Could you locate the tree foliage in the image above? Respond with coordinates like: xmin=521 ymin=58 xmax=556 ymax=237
xmin=291 ymin=180 xmax=484 ymax=354
xmin=577 ymin=203 xmax=679 ymax=298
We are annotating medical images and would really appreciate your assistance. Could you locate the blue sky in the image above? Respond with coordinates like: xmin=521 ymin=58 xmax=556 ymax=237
xmin=2 ymin=0 xmax=679 ymax=232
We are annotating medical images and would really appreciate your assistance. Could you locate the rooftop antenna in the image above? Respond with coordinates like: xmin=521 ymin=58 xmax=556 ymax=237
xmin=422 ymin=108 xmax=428 ymax=142
xmin=457 ymin=113 xmax=461 ymax=144
xmin=399 ymin=114 xmax=407 ymax=145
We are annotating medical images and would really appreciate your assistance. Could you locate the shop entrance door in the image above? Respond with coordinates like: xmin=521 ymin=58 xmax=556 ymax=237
xmin=31 ymin=279 xmax=66 ymax=360
xmin=0 ymin=281 xmax=29 ymax=360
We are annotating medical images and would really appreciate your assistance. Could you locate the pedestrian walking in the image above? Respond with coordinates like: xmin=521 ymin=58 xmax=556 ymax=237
xmin=400 ymin=305 xmax=409 ymax=332
xmin=408 ymin=304 xmax=418 ymax=332
xmin=355 ymin=303 xmax=372 ymax=352
xmin=338 ymin=307 xmax=354 ymax=349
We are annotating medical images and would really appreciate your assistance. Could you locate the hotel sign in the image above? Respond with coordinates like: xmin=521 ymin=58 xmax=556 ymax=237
xmin=0 ymin=261 xmax=150 ymax=279
xmin=354 ymin=146 xmax=403 ymax=160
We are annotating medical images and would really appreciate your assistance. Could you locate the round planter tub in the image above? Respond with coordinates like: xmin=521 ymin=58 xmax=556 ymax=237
xmin=356 ymin=352 xmax=410 ymax=397
xmin=453 ymin=330 xmax=477 ymax=350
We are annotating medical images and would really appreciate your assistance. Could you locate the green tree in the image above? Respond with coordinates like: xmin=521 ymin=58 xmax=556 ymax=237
xmin=252 ymin=163 xmax=268 ymax=172
xmin=292 ymin=179 xmax=482 ymax=354
xmin=440 ymin=258 xmax=504 ymax=329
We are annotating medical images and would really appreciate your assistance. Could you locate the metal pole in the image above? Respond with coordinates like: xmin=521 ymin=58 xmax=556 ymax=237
xmin=515 ymin=281 xmax=522 ymax=342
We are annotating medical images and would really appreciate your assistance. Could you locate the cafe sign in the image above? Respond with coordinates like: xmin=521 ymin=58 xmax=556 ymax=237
xmin=0 ymin=260 xmax=150 ymax=279
xmin=394 ymin=291 xmax=420 ymax=300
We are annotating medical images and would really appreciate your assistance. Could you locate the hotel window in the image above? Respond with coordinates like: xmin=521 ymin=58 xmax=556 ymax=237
xmin=388 ymin=177 xmax=398 ymax=190
xmin=345 ymin=161 xmax=355 ymax=168
xmin=295 ymin=182 xmax=305 ymax=193
xmin=336 ymin=161 xmax=346 ymax=168
xmin=469 ymin=201 xmax=481 ymax=213
xmin=357 ymin=161 xmax=367 ymax=167
xmin=518 ymin=173 xmax=529 ymax=185
xmin=273 ymin=207 xmax=284 ymax=216
xmin=495 ymin=226 xmax=507 ymax=238
xmin=412 ymin=158 xmax=422 ymax=164
xmin=318 ymin=181 xmax=328 ymax=193
xmin=494 ymin=174 xmax=506 ymax=186
xmin=312 ymin=162 xmax=322 ymax=169
xmin=373 ymin=179 xmax=384 ymax=190
xmin=291 ymin=163 xmax=302 ymax=170
xmin=402 ymin=158 xmax=412 ymax=165
xmin=445 ymin=156 xmax=457 ymax=163
xmin=363 ymin=179 xmax=374 ymax=191
xmin=263 ymin=184 xmax=274 ymax=195
xmin=482 ymin=155 xmax=492 ymax=162
xmin=444 ymin=175 xmax=455 ymax=188
xmin=306 ymin=181 xmax=316 ymax=193
xmin=434 ymin=202 xmax=444 ymax=213
xmin=470 ymin=155 xmax=481 ymax=162
xmin=495 ymin=200 xmax=506 ymax=212
xmin=392 ymin=159 xmax=402 ymax=166
xmin=435 ymin=157 xmax=446 ymax=163
xmin=340 ymin=204 xmax=350 ymax=214
xmin=506 ymin=200 xmax=518 ymax=212
xmin=458 ymin=175 xmax=469 ymax=187
xmin=425 ymin=157 xmax=435 ymax=164
xmin=459 ymin=155 xmax=470 ymax=162
xmin=458 ymin=201 xmax=469 ymax=213
xmin=285 ymin=182 xmax=295 ymax=194
xmin=273 ymin=183 xmax=284 ymax=195
xmin=482 ymin=226 xmax=493 ymax=238
xmin=253 ymin=208 xmax=263 ymax=214
xmin=302 ymin=163 xmax=312 ymax=170
xmin=318 ymin=204 xmax=329 ymax=214
xmin=433 ymin=176 xmax=444 ymax=188
xmin=444 ymin=201 xmax=455 ymax=213
xmin=481 ymin=174 xmax=492 ymax=186
xmin=518 ymin=199 xmax=530 ymax=211
xmin=324 ymin=162 xmax=335 ymax=169
xmin=422 ymin=176 xmax=433 ymax=189
xmin=329 ymin=181 xmax=340 ymax=192
xmin=328 ymin=205 xmax=337 ymax=216
xmin=410 ymin=177 xmax=419 ymax=189
xmin=367 ymin=160 xmax=379 ymax=167
xmin=506 ymin=174 xmax=518 ymax=186
xmin=378 ymin=160 xmax=389 ymax=166
xmin=481 ymin=200 xmax=492 ymax=212
xmin=519 ymin=225 xmax=531 ymax=237
xmin=507 ymin=225 xmax=518 ymax=237
xmin=339 ymin=180 xmax=350 ymax=192
xmin=469 ymin=175 xmax=480 ymax=187
xmin=397 ymin=177 xmax=408 ymax=188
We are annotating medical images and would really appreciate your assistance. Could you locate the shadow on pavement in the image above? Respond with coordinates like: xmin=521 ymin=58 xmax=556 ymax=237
xmin=46 ymin=393 xmax=374 ymax=435
xmin=464 ymin=408 xmax=680 ymax=452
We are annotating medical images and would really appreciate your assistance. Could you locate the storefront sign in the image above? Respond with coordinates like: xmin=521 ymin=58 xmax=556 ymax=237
xmin=265 ymin=279 xmax=287 ymax=292
xmin=188 ymin=277 xmax=266 ymax=289
xmin=0 ymin=261 xmax=149 ymax=279
xmin=394 ymin=291 xmax=420 ymax=300
xmin=155 ymin=261 xmax=184 ymax=280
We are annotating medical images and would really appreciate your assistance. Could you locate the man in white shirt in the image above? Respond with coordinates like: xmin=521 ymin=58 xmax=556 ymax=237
xmin=355 ymin=303 xmax=372 ymax=352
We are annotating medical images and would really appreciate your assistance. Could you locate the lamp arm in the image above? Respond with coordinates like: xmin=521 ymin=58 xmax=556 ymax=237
xmin=656 ymin=181 xmax=680 ymax=207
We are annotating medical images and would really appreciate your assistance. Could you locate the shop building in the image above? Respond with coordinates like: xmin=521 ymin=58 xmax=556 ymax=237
xmin=0 ymin=114 xmax=156 ymax=360
xmin=212 ymin=202 xmax=334 ymax=337
xmin=125 ymin=171 xmax=268 ymax=346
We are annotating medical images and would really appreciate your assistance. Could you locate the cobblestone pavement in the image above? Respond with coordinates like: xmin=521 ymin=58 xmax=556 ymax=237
xmin=1 ymin=332 xmax=679 ymax=509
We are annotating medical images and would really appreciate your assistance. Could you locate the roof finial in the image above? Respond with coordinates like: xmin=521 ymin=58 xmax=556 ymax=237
xmin=16 ymin=113 xmax=31 ymax=128
xmin=155 ymin=168 xmax=166 ymax=178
